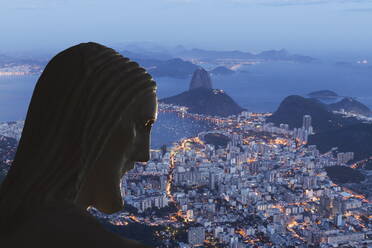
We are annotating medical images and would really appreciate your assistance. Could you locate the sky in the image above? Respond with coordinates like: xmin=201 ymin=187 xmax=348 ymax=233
xmin=0 ymin=0 xmax=371 ymax=55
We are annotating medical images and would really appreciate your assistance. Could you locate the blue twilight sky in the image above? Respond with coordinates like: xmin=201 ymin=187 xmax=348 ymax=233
xmin=0 ymin=0 xmax=371 ymax=55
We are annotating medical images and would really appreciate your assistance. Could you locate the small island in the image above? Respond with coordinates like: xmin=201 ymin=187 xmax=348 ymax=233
xmin=209 ymin=66 xmax=235 ymax=76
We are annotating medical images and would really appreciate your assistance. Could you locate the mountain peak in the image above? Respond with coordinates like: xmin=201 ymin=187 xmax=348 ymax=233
xmin=160 ymin=87 xmax=244 ymax=117
xmin=189 ymin=68 xmax=213 ymax=90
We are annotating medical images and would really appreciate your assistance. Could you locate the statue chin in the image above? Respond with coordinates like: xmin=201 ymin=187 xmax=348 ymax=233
xmin=93 ymin=187 xmax=124 ymax=214
xmin=98 ymin=202 xmax=124 ymax=215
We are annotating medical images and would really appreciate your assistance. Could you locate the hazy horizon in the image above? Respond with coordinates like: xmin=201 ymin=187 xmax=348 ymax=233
xmin=1 ymin=0 xmax=371 ymax=56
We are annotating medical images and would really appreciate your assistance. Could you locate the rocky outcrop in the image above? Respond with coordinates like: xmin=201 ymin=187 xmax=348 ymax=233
xmin=189 ymin=68 xmax=213 ymax=90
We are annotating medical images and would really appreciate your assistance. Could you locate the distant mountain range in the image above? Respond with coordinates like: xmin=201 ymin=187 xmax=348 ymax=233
xmin=174 ymin=48 xmax=316 ymax=63
xmin=117 ymin=53 xmax=199 ymax=78
xmin=160 ymin=69 xmax=245 ymax=117
xmin=116 ymin=43 xmax=316 ymax=63
xmin=104 ymin=53 xmax=236 ymax=78
xmin=119 ymin=49 xmax=174 ymax=61
xmin=118 ymin=48 xmax=316 ymax=78
xmin=114 ymin=42 xmax=316 ymax=62
xmin=1 ymin=45 xmax=316 ymax=78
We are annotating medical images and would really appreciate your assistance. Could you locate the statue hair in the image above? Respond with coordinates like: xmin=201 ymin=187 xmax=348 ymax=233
xmin=0 ymin=42 xmax=156 ymax=234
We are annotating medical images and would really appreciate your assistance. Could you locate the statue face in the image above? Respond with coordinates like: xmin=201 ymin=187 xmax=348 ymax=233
xmin=122 ymin=90 xmax=158 ymax=173
xmin=77 ymin=90 xmax=158 ymax=214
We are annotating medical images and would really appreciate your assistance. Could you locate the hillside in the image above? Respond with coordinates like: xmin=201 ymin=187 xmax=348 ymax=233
xmin=308 ymin=123 xmax=372 ymax=161
xmin=203 ymin=133 xmax=230 ymax=148
xmin=328 ymin=97 xmax=372 ymax=116
xmin=325 ymin=166 xmax=365 ymax=184
xmin=267 ymin=95 xmax=359 ymax=133
xmin=161 ymin=88 xmax=244 ymax=117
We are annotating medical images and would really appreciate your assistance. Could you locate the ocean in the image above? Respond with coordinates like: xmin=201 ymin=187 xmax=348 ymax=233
xmin=1 ymin=61 xmax=372 ymax=147
xmin=156 ymin=61 xmax=372 ymax=113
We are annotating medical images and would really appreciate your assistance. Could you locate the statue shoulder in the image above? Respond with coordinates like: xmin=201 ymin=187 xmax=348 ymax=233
xmin=4 ymin=203 xmax=151 ymax=248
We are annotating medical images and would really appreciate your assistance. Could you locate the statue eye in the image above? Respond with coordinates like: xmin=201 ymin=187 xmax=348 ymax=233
xmin=135 ymin=119 xmax=154 ymax=131
xmin=144 ymin=119 xmax=154 ymax=129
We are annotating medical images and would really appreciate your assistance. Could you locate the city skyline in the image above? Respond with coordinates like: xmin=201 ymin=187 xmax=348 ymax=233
xmin=0 ymin=2 xmax=371 ymax=246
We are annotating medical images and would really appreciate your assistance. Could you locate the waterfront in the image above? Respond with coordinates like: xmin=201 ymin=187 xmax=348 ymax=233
xmin=2 ymin=61 xmax=372 ymax=122
xmin=105 ymin=106 xmax=372 ymax=247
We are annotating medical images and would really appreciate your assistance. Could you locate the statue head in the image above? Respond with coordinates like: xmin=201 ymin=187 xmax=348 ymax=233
xmin=0 ymin=42 xmax=157 ymax=234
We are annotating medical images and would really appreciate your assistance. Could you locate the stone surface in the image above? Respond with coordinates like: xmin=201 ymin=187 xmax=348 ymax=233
xmin=189 ymin=68 xmax=213 ymax=90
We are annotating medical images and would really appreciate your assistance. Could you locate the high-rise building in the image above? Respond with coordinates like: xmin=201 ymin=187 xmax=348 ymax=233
xmin=337 ymin=152 xmax=354 ymax=164
xmin=160 ymin=175 xmax=166 ymax=191
xmin=335 ymin=214 xmax=343 ymax=227
xmin=229 ymin=236 xmax=239 ymax=248
xmin=186 ymin=210 xmax=194 ymax=221
xmin=303 ymin=115 xmax=312 ymax=132
xmin=209 ymin=172 xmax=216 ymax=190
